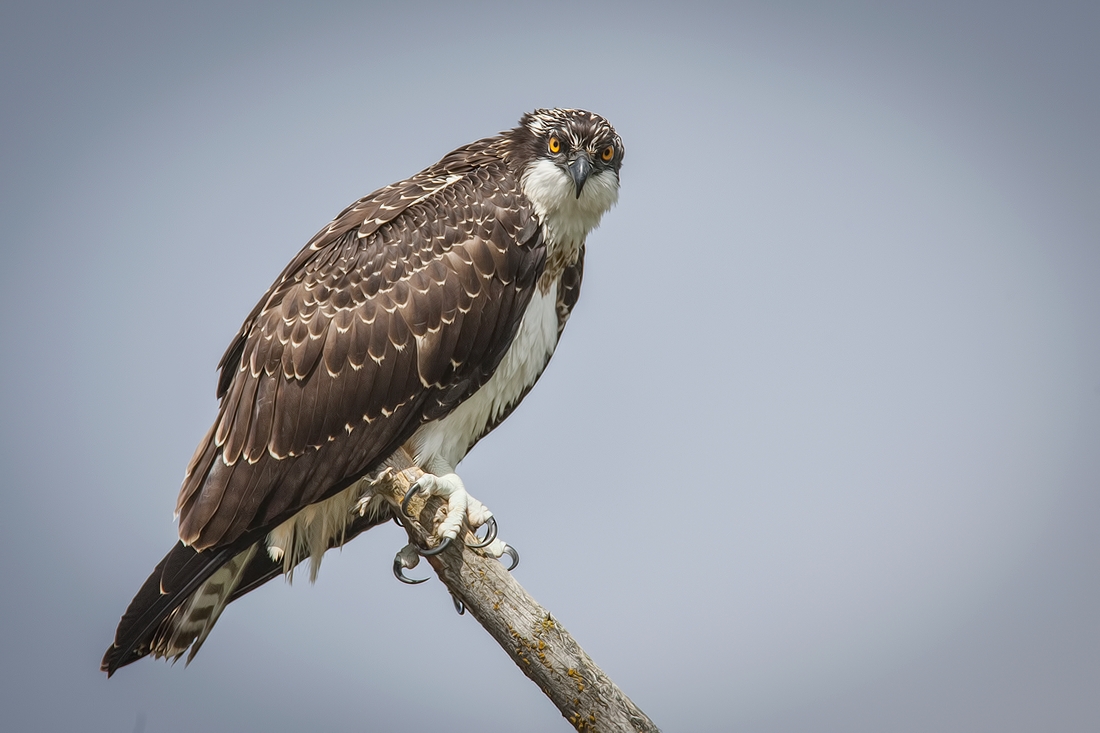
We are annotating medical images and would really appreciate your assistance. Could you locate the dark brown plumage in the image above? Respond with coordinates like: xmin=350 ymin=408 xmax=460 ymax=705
xmin=103 ymin=109 xmax=623 ymax=675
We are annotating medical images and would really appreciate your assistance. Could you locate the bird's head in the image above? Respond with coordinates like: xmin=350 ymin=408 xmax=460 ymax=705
xmin=508 ymin=108 xmax=623 ymax=239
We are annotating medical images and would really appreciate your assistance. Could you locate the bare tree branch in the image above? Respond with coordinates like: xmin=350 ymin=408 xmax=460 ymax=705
xmin=361 ymin=449 xmax=660 ymax=732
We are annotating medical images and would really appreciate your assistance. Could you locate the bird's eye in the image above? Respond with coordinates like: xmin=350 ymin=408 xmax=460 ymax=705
xmin=601 ymin=145 xmax=615 ymax=162
xmin=548 ymin=136 xmax=561 ymax=154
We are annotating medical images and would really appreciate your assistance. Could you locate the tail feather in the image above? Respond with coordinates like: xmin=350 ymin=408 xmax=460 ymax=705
xmin=102 ymin=507 xmax=391 ymax=675
xmin=101 ymin=541 xmax=238 ymax=675
xmin=152 ymin=544 xmax=258 ymax=664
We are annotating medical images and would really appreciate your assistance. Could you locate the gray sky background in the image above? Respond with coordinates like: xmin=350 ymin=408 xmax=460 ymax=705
xmin=2 ymin=1 xmax=1097 ymax=731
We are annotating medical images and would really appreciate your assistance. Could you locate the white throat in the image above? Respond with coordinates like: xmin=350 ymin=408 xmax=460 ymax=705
xmin=521 ymin=159 xmax=619 ymax=256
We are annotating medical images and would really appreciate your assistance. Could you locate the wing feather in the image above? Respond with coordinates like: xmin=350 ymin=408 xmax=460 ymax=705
xmin=322 ymin=308 xmax=354 ymax=376
xmin=243 ymin=370 xmax=278 ymax=464
xmin=178 ymin=139 xmax=543 ymax=551
xmin=220 ymin=368 xmax=260 ymax=466
xmin=179 ymin=454 xmax=238 ymax=545
xmin=270 ymin=373 xmax=303 ymax=459
xmin=450 ymin=292 xmax=483 ymax=371
xmin=214 ymin=367 xmax=245 ymax=448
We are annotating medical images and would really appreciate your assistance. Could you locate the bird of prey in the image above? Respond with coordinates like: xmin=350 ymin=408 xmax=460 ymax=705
xmin=102 ymin=108 xmax=623 ymax=675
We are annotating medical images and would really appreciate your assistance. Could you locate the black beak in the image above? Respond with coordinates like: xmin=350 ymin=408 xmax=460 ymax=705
xmin=568 ymin=153 xmax=592 ymax=198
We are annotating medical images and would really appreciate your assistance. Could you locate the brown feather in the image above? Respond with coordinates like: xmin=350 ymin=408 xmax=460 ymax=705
xmin=322 ymin=308 xmax=354 ymax=376
xmin=243 ymin=371 xmax=278 ymax=464
xmin=221 ymin=368 xmax=260 ymax=466
xmin=177 ymin=133 xmax=548 ymax=551
xmin=178 ymin=454 xmax=238 ymax=546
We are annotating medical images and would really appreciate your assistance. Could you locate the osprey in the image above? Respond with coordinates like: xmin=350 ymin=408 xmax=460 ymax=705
xmin=102 ymin=108 xmax=623 ymax=674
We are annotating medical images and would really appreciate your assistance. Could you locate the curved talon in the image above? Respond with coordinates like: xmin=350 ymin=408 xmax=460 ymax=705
xmin=466 ymin=516 xmax=498 ymax=549
xmin=452 ymin=596 xmax=465 ymax=615
xmin=401 ymin=484 xmax=421 ymax=517
xmin=419 ymin=536 xmax=452 ymax=556
xmin=393 ymin=556 xmax=428 ymax=585
xmin=501 ymin=543 xmax=520 ymax=571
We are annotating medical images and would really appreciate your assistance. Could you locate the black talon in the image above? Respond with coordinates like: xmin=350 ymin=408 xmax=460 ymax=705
xmin=401 ymin=483 xmax=422 ymax=517
xmin=501 ymin=544 xmax=520 ymax=571
xmin=419 ymin=536 xmax=452 ymax=556
xmin=466 ymin=516 xmax=498 ymax=549
xmin=452 ymin=596 xmax=465 ymax=615
xmin=393 ymin=556 xmax=428 ymax=585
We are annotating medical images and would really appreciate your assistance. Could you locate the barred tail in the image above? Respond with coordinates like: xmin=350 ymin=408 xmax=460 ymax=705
xmin=102 ymin=509 xmax=390 ymax=676
xmin=101 ymin=540 xmax=253 ymax=675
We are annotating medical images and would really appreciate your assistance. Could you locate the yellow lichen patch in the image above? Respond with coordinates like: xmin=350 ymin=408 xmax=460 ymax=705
xmin=567 ymin=709 xmax=597 ymax=732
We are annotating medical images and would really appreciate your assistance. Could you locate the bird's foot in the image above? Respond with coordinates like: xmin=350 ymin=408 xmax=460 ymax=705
xmin=391 ymin=467 xmax=520 ymax=584
xmin=401 ymin=471 xmax=495 ymax=554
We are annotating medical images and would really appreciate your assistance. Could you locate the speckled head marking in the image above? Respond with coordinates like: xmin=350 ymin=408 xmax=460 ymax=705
xmin=505 ymin=108 xmax=624 ymax=173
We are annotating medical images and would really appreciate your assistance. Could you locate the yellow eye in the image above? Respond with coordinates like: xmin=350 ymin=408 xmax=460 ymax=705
xmin=548 ymin=136 xmax=561 ymax=154
xmin=601 ymin=145 xmax=615 ymax=162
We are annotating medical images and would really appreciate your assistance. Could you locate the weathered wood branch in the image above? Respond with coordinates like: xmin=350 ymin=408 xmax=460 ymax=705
xmin=361 ymin=448 xmax=659 ymax=732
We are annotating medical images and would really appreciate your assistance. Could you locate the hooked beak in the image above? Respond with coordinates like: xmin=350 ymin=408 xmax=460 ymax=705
xmin=567 ymin=152 xmax=593 ymax=198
